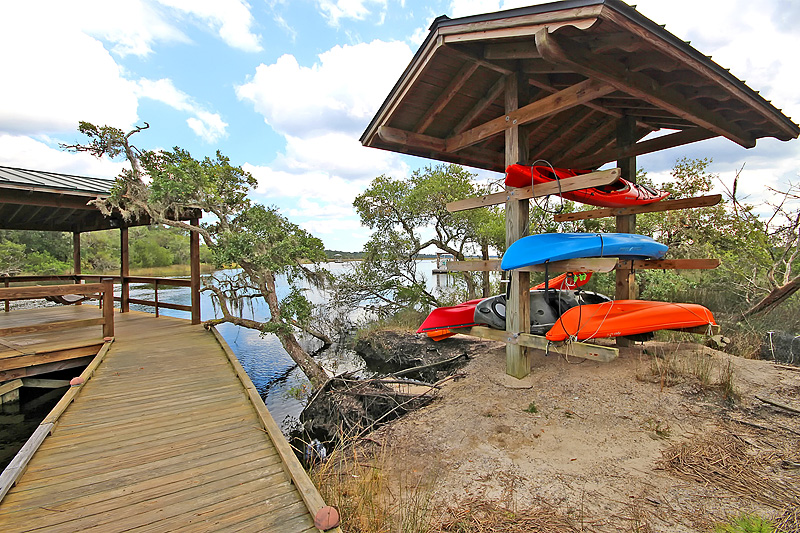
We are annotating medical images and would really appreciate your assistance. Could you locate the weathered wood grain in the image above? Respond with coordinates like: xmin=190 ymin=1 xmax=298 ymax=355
xmin=0 ymin=308 xmax=331 ymax=532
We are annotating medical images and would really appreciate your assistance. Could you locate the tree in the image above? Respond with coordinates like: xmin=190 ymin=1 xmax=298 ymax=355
xmin=64 ymin=122 xmax=331 ymax=387
xmin=336 ymin=164 xmax=504 ymax=318
xmin=0 ymin=241 xmax=26 ymax=276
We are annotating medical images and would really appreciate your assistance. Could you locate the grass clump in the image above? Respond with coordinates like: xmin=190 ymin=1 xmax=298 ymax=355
xmin=311 ymin=439 xmax=435 ymax=533
xmin=523 ymin=401 xmax=538 ymax=414
xmin=638 ymin=346 xmax=740 ymax=403
xmin=714 ymin=514 xmax=775 ymax=533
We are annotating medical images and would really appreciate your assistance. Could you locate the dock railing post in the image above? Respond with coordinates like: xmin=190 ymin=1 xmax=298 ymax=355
xmin=190 ymin=218 xmax=201 ymax=325
xmin=102 ymin=278 xmax=115 ymax=338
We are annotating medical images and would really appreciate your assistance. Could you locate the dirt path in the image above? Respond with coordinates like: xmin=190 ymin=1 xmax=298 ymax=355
xmin=363 ymin=336 xmax=800 ymax=532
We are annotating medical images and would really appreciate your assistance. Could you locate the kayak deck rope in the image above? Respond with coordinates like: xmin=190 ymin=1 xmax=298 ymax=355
xmin=528 ymin=159 xmax=564 ymax=215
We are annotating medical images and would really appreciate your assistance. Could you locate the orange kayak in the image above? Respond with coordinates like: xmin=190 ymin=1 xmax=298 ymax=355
xmin=546 ymin=300 xmax=716 ymax=342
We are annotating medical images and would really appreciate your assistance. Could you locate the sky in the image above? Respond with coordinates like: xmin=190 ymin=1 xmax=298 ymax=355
xmin=1 ymin=0 xmax=798 ymax=252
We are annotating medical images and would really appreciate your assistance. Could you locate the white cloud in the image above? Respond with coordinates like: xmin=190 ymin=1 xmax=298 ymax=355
xmin=0 ymin=15 xmax=140 ymax=135
xmin=277 ymin=132 xmax=407 ymax=180
xmin=187 ymin=112 xmax=229 ymax=144
xmin=244 ymin=164 xmax=366 ymax=206
xmin=136 ymin=79 xmax=228 ymax=142
xmin=157 ymin=0 xmax=263 ymax=52
xmin=317 ymin=0 xmax=388 ymax=26
xmin=236 ymin=40 xmax=412 ymax=138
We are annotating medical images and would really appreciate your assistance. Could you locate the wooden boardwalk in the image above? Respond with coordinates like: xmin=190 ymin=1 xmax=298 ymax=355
xmin=0 ymin=307 xmax=332 ymax=532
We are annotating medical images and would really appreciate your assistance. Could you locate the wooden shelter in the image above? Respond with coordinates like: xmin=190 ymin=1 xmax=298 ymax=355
xmin=361 ymin=0 xmax=800 ymax=377
xmin=0 ymin=166 xmax=202 ymax=324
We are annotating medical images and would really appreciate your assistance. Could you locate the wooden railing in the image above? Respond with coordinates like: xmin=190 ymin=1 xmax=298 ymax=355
xmin=0 ymin=280 xmax=115 ymax=338
xmin=2 ymin=274 xmax=200 ymax=323
xmin=81 ymin=275 xmax=193 ymax=318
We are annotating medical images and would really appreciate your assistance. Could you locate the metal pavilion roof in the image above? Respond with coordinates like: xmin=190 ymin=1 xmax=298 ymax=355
xmin=0 ymin=166 xmax=199 ymax=233
xmin=361 ymin=0 xmax=800 ymax=173
xmin=0 ymin=166 xmax=115 ymax=196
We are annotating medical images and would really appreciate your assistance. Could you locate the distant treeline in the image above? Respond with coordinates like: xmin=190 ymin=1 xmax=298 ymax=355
xmin=0 ymin=226 xmax=213 ymax=275
xmin=324 ymin=250 xmax=441 ymax=261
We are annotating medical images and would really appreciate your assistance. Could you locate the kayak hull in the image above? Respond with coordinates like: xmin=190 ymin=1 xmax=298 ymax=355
xmin=417 ymin=298 xmax=483 ymax=333
xmin=501 ymin=232 xmax=667 ymax=270
xmin=505 ymin=164 xmax=669 ymax=208
xmin=546 ymin=300 xmax=717 ymax=342
xmin=474 ymin=290 xmax=611 ymax=334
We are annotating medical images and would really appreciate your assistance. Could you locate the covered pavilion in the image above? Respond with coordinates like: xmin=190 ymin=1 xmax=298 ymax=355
xmin=361 ymin=0 xmax=800 ymax=377
xmin=0 ymin=165 xmax=202 ymax=324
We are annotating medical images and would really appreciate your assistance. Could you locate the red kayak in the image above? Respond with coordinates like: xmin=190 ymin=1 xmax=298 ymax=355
xmin=420 ymin=272 xmax=593 ymax=340
xmin=546 ymin=300 xmax=716 ymax=342
xmin=505 ymin=164 xmax=669 ymax=208
xmin=418 ymin=298 xmax=483 ymax=334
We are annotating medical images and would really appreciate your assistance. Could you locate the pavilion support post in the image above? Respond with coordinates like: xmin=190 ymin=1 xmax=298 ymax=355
xmin=120 ymin=226 xmax=129 ymax=313
xmin=615 ymin=116 xmax=637 ymax=347
xmin=504 ymin=71 xmax=531 ymax=378
xmin=190 ymin=218 xmax=201 ymax=324
xmin=73 ymin=232 xmax=82 ymax=305
xmin=102 ymin=278 xmax=115 ymax=338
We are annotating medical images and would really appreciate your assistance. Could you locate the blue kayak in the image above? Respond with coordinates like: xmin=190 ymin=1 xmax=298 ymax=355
xmin=501 ymin=233 xmax=667 ymax=270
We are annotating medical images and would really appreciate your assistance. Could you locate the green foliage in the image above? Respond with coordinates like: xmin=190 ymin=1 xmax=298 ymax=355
xmin=714 ymin=514 xmax=775 ymax=533
xmin=523 ymin=402 xmax=538 ymax=414
xmin=66 ymin=121 xmax=330 ymax=386
xmin=341 ymin=164 xmax=504 ymax=316
xmin=0 ymin=241 xmax=26 ymax=275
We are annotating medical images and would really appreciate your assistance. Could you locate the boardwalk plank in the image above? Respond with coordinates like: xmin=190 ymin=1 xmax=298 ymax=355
xmin=0 ymin=308 xmax=327 ymax=533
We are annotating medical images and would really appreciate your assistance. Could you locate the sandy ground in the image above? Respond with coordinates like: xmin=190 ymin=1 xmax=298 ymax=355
xmin=362 ymin=335 xmax=800 ymax=532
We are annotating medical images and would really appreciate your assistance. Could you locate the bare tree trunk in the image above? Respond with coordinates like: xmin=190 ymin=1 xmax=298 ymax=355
xmin=204 ymin=272 xmax=330 ymax=388
xmin=739 ymin=274 xmax=800 ymax=320
xmin=262 ymin=271 xmax=329 ymax=387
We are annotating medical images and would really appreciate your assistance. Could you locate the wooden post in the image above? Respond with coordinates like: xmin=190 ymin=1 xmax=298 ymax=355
xmin=190 ymin=218 xmax=201 ymax=324
xmin=120 ymin=226 xmax=129 ymax=313
xmin=3 ymin=278 xmax=8 ymax=313
xmin=615 ymin=116 xmax=637 ymax=347
xmin=154 ymin=279 xmax=160 ymax=318
xmin=73 ymin=231 xmax=82 ymax=305
xmin=505 ymin=72 xmax=531 ymax=378
xmin=102 ymin=278 xmax=114 ymax=338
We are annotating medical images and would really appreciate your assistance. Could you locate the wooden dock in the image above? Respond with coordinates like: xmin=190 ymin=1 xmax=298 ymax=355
xmin=0 ymin=306 xmax=335 ymax=532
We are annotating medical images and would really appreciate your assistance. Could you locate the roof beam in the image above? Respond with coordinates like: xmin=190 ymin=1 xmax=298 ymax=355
xmin=484 ymin=41 xmax=541 ymax=60
xmin=534 ymin=29 xmax=756 ymax=148
xmin=570 ymin=127 xmax=718 ymax=169
xmin=378 ymin=126 xmax=446 ymax=152
xmin=444 ymin=45 xmax=513 ymax=76
xmin=527 ymin=74 xmax=654 ymax=131
xmin=445 ymin=77 xmax=615 ymax=153
xmin=0 ymin=188 xmax=98 ymax=210
xmin=574 ymin=32 xmax=644 ymax=53
xmin=414 ymin=62 xmax=479 ymax=134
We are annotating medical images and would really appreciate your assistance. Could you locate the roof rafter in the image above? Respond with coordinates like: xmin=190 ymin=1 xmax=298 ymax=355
xmin=446 ymin=77 xmax=616 ymax=153
xmin=534 ymin=28 xmax=757 ymax=148
xmin=529 ymin=108 xmax=595 ymax=162
xmin=414 ymin=61 xmax=480 ymax=134
xmin=570 ymin=127 xmax=718 ymax=168
xmin=451 ymin=77 xmax=505 ymax=135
